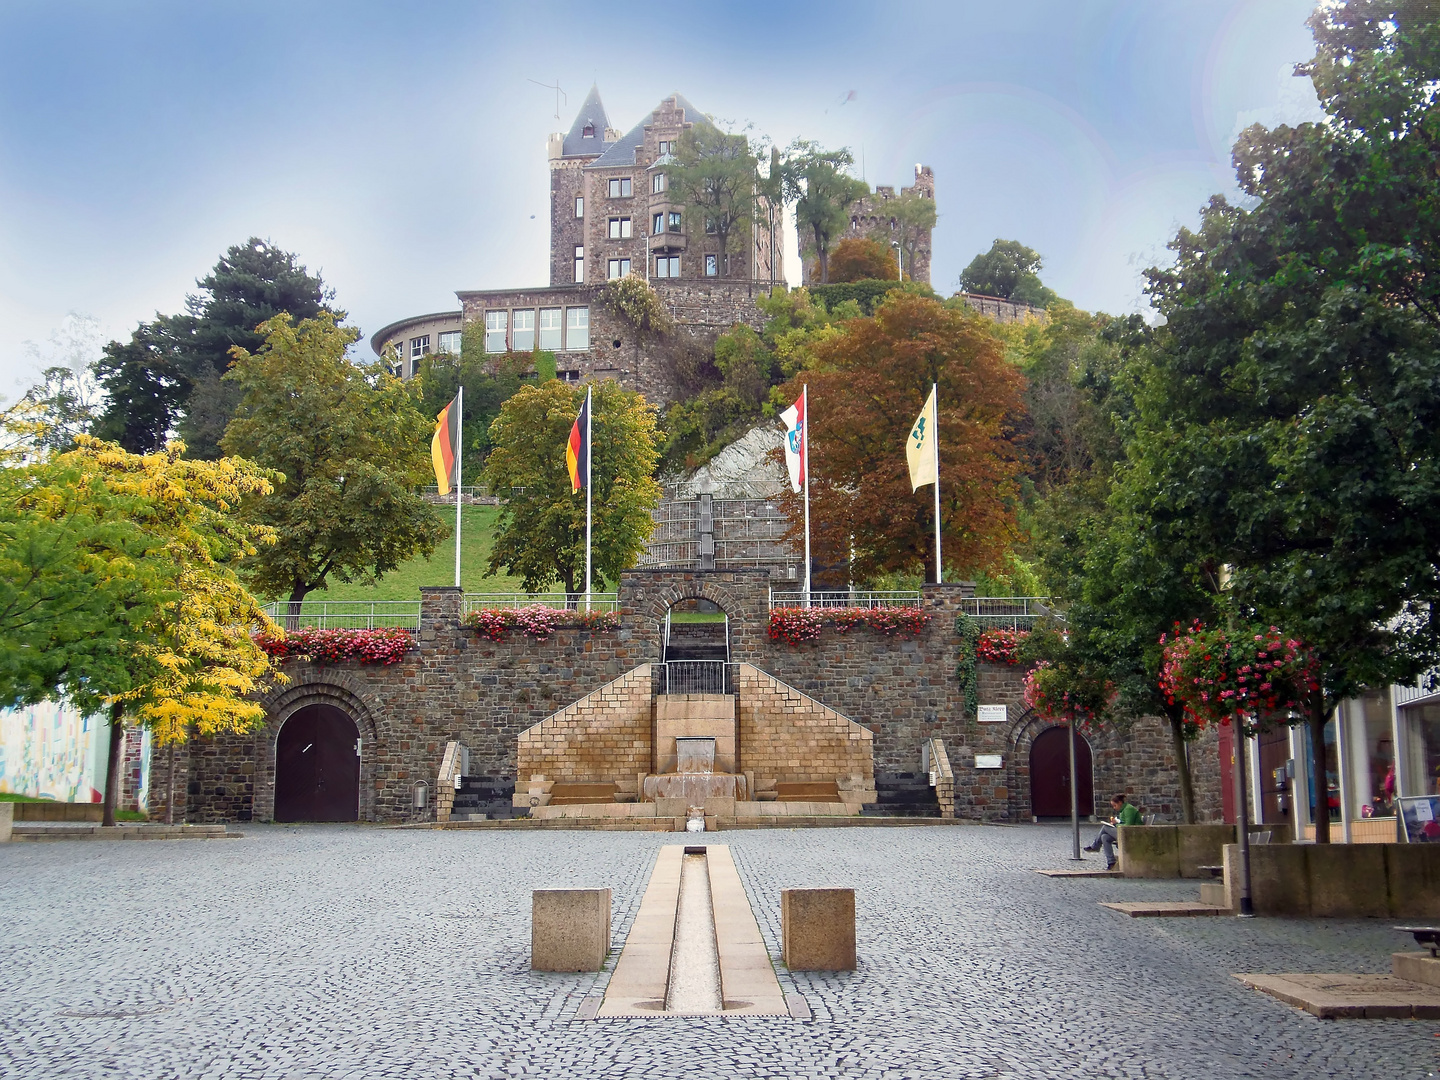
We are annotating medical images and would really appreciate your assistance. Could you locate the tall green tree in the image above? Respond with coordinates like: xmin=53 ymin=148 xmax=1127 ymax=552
xmin=960 ymin=239 xmax=1058 ymax=307
xmin=221 ymin=313 xmax=447 ymax=608
xmin=782 ymin=141 xmax=869 ymax=284
xmin=412 ymin=331 xmax=532 ymax=486
xmin=888 ymin=189 xmax=937 ymax=282
xmin=483 ymin=380 xmax=661 ymax=594
xmin=667 ymin=124 xmax=759 ymax=280
xmin=93 ymin=239 xmax=332 ymax=458
xmin=1135 ymin=0 xmax=1440 ymax=842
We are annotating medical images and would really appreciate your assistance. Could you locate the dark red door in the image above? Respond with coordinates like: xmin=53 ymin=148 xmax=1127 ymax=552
xmin=274 ymin=705 xmax=360 ymax=822
xmin=1030 ymin=725 xmax=1094 ymax=819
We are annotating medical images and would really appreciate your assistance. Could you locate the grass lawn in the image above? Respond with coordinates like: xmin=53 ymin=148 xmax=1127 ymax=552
xmin=669 ymin=611 xmax=727 ymax=623
xmin=301 ymin=504 xmax=528 ymax=602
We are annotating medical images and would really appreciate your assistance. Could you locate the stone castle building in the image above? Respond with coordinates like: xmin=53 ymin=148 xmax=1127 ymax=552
xmin=796 ymin=164 xmax=936 ymax=286
xmin=373 ymin=87 xmax=787 ymax=405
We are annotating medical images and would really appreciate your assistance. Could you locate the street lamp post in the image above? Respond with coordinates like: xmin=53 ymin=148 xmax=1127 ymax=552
xmin=892 ymin=239 xmax=902 ymax=281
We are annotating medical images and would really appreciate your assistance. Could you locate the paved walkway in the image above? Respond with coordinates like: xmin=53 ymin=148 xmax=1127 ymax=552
xmin=1 ymin=824 xmax=1434 ymax=1079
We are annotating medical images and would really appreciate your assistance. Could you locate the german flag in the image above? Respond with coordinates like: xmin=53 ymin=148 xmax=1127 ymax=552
xmin=431 ymin=392 xmax=461 ymax=495
xmin=566 ymin=387 xmax=590 ymax=493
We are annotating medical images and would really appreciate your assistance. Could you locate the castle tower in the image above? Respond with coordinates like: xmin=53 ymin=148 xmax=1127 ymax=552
xmin=549 ymin=85 xmax=617 ymax=287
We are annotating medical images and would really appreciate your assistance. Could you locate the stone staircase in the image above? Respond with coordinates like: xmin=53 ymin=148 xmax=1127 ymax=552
xmin=861 ymin=772 xmax=941 ymax=817
xmin=664 ymin=621 xmax=728 ymax=661
xmin=450 ymin=776 xmax=521 ymax=820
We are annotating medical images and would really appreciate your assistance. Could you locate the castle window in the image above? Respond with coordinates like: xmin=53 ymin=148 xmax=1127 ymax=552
xmin=668 ymin=211 xmax=682 ymax=231
xmin=484 ymin=311 xmax=507 ymax=354
xmin=655 ymin=255 xmax=680 ymax=278
xmin=651 ymin=173 xmax=666 ymax=194
xmin=653 ymin=212 xmax=664 ymax=235
xmin=539 ymin=308 xmax=563 ymax=350
xmin=705 ymin=254 xmax=717 ymax=276
xmin=704 ymin=217 xmax=716 ymax=234
xmin=410 ymin=335 xmax=430 ymax=360
xmin=608 ymin=217 xmax=632 ymax=239
xmin=575 ymin=196 xmax=583 ymax=217
xmin=607 ymin=177 xmax=631 ymax=198
xmin=607 ymin=258 xmax=632 ymax=280
xmin=566 ymin=306 xmax=589 ymax=350
xmin=582 ymin=124 xmax=595 ymax=138
xmin=658 ymin=140 xmax=671 ymax=155
xmin=512 ymin=309 xmax=536 ymax=352
xmin=574 ymin=245 xmax=584 ymax=283
xmin=437 ymin=331 xmax=462 ymax=355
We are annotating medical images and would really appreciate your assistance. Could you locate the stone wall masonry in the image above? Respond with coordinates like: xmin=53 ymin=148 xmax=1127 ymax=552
xmin=517 ymin=665 xmax=654 ymax=785
xmin=735 ymin=665 xmax=873 ymax=787
xmin=173 ymin=572 xmax=1224 ymax=825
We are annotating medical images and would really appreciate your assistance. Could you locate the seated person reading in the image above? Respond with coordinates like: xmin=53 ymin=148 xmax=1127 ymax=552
xmin=1083 ymin=793 xmax=1141 ymax=869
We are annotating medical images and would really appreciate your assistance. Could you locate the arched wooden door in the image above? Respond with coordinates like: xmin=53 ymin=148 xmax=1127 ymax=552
xmin=1030 ymin=725 xmax=1094 ymax=819
xmin=274 ymin=705 xmax=360 ymax=822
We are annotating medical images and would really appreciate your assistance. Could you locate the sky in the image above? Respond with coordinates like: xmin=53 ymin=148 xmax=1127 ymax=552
xmin=0 ymin=0 xmax=1327 ymax=397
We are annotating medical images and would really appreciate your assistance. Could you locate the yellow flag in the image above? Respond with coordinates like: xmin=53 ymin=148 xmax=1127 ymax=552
xmin=906 ymin=385 xmax=938 ymax=491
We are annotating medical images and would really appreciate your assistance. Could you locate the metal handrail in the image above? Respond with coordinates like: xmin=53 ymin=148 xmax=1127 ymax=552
xmin=260 ymin=601 xmax=421 ymax=630
xmin=463 ymin=592 xmax=620 ymax=614
xmin=958 ymin=597 xmax=1054 ymax=629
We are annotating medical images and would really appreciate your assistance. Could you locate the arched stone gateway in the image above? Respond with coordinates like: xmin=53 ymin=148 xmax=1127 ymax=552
xmin=1028 ymin=725 xmax=1094 ymax=820
xmin=274 ymin=705 xmax=361 ymax=822
xmin=257 ymin=673 xmax=381 ymax=823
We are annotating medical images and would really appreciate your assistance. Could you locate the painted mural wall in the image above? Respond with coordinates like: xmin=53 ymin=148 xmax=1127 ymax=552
xmin=0 ymin=701 xmax=141 ymax=805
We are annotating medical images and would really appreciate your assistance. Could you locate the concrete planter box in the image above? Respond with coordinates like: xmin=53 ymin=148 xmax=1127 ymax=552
xmin=1118 ymin=825 xmax=1236 ymax=879
xmin=1222 ymin=842 xmax=1440 ymax=917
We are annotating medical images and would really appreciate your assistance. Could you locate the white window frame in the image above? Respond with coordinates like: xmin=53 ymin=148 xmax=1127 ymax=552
xmin=608 ymin=217 xmax=632 ymax=239
xmin=652 ymin=172 xmax=666 ymax=194
xmin=538 ymin=307 xmax=563 ymax=351
xmin=607 ymin=177 xmax=632 ymax=198
xmin=607 ymin=258 xmax=632 ymax=280
xmin=410 ymin=335 xmax=430 ymax=360
xmin=484 ymin=311 xmax=508 ymax=354
xmin=575 ymin=195 xmax=583 ymax=218
xmin=437 ymin=331 xmax=462 ymax=356
xmin=705 ymin=254 xmax=718 ymax=276
xmin=566 ymin=306 xmax=589 ymax=350
xmin=574 ymin=245 xmax=584 ymax=283
xmin=669 ymin=211 xmax=682 ymax=232
xmin=512 ymin=309 xmax=536 ymax=352
xmin=652 ymin=212 xmax=664 ymax=234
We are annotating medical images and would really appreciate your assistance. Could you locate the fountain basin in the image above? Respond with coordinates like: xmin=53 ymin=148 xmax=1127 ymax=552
xmin=642 ymin=773 xmax=748 ymax=803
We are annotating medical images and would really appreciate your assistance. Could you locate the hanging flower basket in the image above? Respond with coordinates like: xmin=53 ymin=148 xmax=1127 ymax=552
xmin=465 ymin=606 xmax=619 ymax=642
xmin=254 ymin=627 xmax=415 ymax=666
xmin=767 ymin=606 xmax=930 ymax=645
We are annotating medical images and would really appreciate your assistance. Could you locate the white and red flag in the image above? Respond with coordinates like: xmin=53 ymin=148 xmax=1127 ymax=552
xmin=779 ymin=387 xmax=807 ymax=494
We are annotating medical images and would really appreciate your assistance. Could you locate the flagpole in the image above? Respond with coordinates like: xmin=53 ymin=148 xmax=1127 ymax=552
xmin=802 ymin=384 xmax=811 ymax=608
xmin=454 ymin=384 xmax=463 ymax=589
xmin=584 ymin=386 xmax=593 ymax=613
xmin=932 ymin=381 xmax=941 ymax=585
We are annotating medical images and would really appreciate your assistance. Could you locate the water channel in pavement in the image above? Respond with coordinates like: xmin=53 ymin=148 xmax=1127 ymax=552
xmin=663 ymin=851 xmax=723 ymax=1013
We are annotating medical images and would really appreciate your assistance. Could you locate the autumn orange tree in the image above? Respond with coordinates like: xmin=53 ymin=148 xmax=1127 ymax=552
xmin=781 ymin=292 xmax=1025 ymax=582
xmin=825 ymin=237 xmax=897 ymax=283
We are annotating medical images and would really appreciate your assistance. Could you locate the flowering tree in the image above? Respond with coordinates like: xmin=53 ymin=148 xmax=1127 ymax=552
xmin=1023 ymin=660 xmax=1114 ymax=730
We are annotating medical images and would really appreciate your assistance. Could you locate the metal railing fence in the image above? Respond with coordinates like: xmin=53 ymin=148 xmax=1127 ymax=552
xmin=463 ymin=592 xmax=620 ymax=615
xmin=958 ymin=597 xmax=1054 ymax=629
xmin=768 ymin=590 xmax=922 ymax=610
xmin=655 ymin=661 xmax=735 ymax=696
xmin=260 ymin=601 xmax=421 ymax=631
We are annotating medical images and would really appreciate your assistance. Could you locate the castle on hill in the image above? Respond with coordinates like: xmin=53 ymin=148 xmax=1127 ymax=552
xmin=370 ymin=87 xmax=935 ymax=406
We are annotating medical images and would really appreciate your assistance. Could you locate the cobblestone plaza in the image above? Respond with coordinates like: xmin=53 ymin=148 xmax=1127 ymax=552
xmin=1 ymin=824 xmax=1434 ymax=1080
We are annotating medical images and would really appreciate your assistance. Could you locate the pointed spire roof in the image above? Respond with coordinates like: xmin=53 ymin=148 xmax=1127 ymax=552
xmin=561 ymin=84 xmax=612 ymax=159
